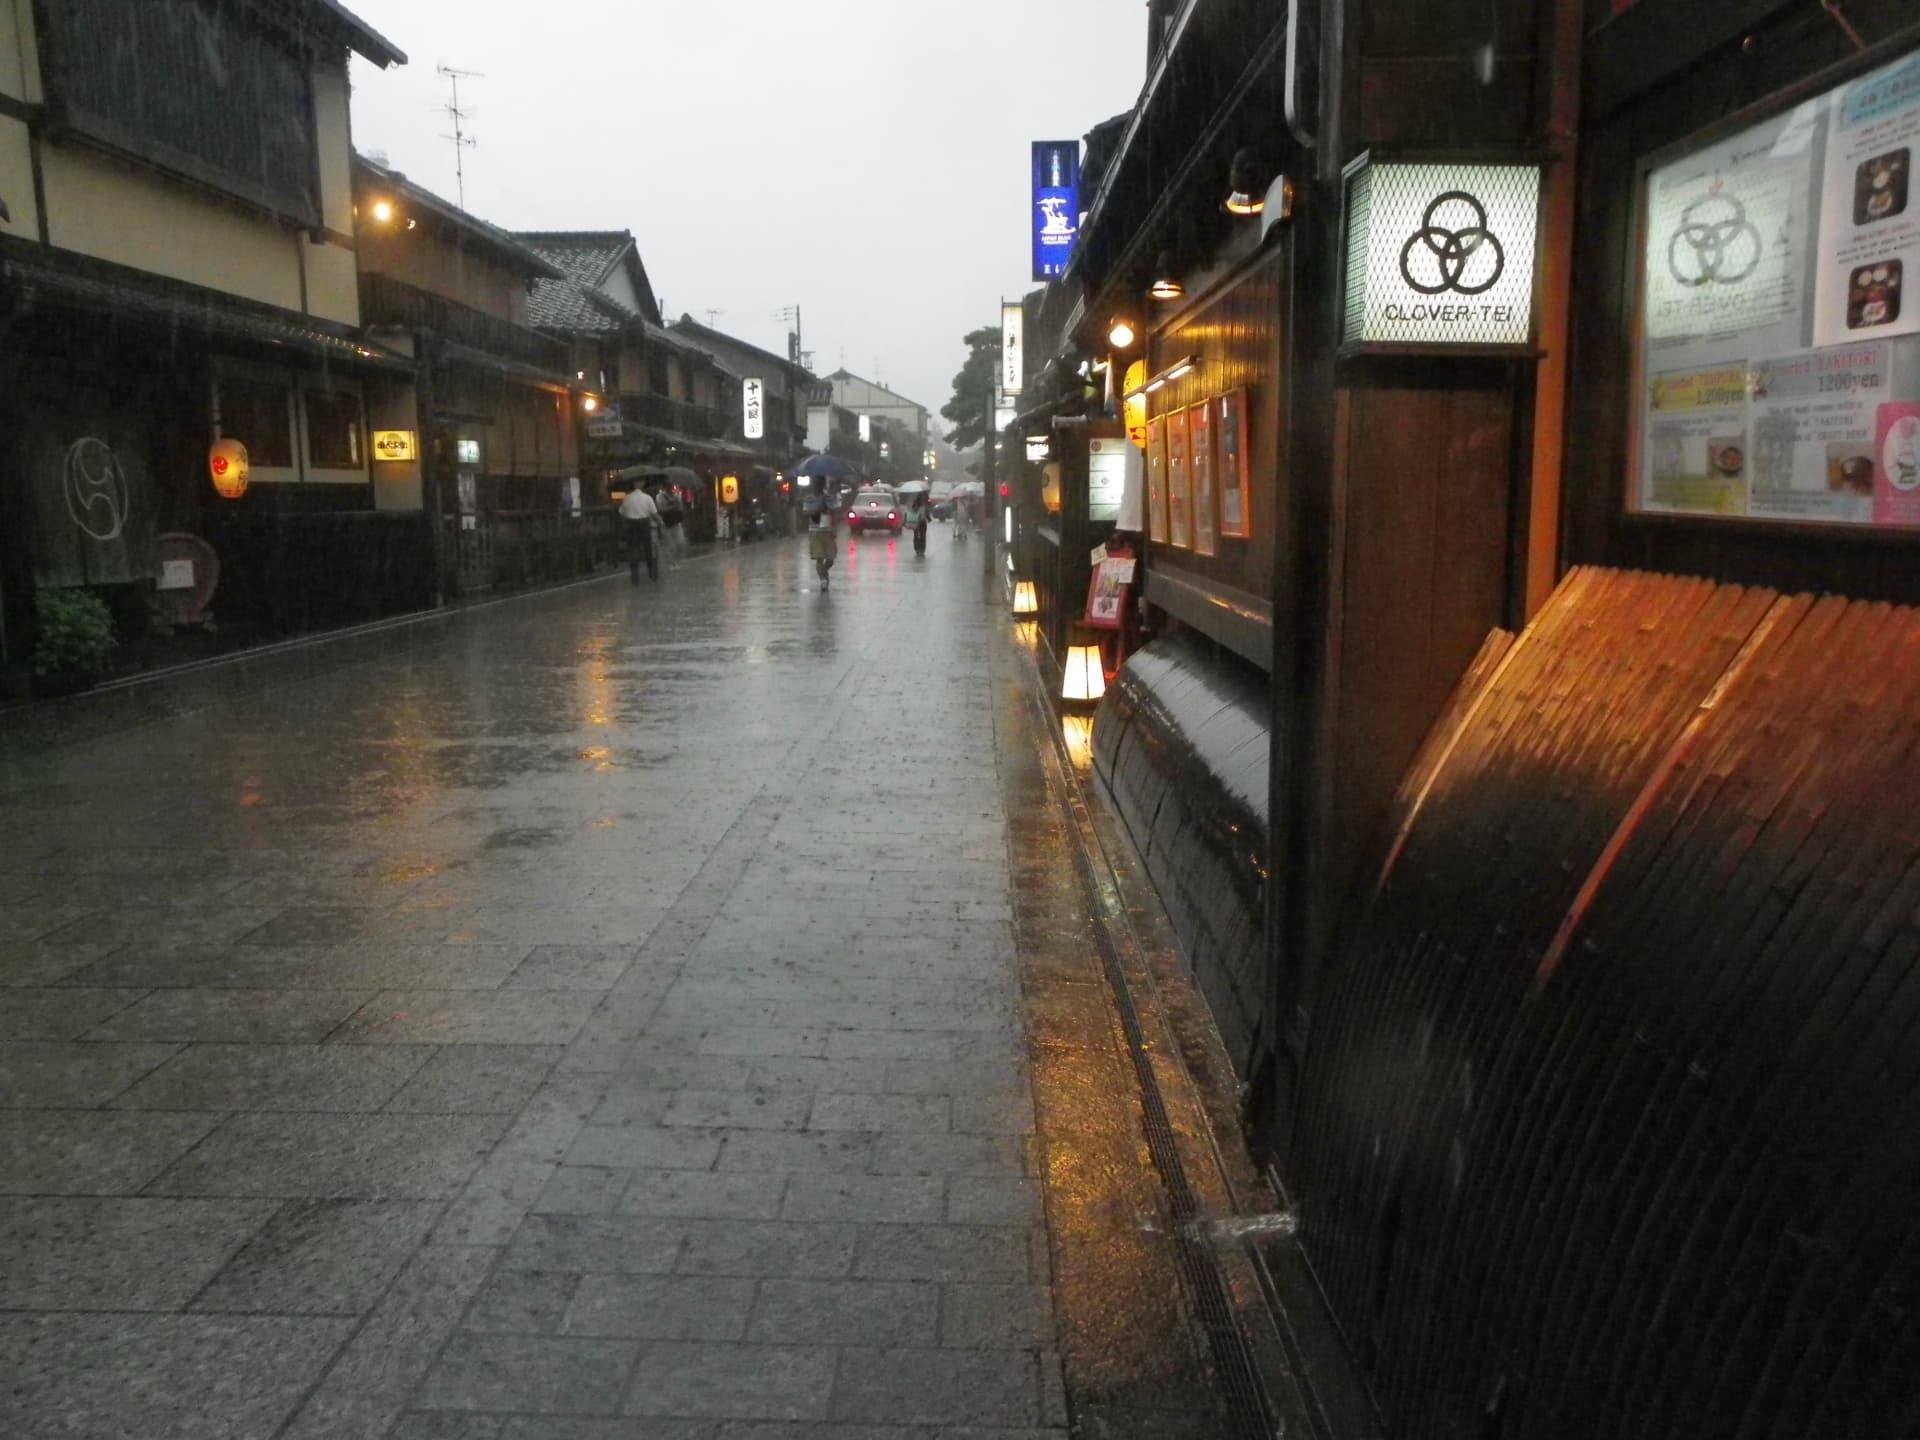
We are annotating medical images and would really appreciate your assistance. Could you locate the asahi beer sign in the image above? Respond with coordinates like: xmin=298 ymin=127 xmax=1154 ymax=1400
xmin=1343 ymin=159 xmax=1541 ymax=348
xmin=1032 ymin=141 xmax=1080 ymax=281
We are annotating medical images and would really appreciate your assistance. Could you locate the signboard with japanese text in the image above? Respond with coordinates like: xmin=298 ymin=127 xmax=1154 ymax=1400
xmin=1634 ymin=48 xmax=1920 ymax=529
xmin=1002 ymin=303 xmax=1024 ymax=395
xmin=372 ymin=430 xmax=416 ymax=462
xmin=1166 ymin=406 xmax=1191 ymax=548
xmin=1188 ymin=402 xmax=1216 ymax=556
xmin=1342 ymin=159 xmax=1541 ymax=350
xmin=1032 ymin=141 xmax=1080 ymax=281
xmin=1147 ymin=416 xmax=1168 ymax=543
xmin=1088 ymin=436 xmax=1131 ymax=523
xmin=1217 ymin=391 xmax=1250 ymax=537
xmin=743 ymin=378 xmax=765 ymax=440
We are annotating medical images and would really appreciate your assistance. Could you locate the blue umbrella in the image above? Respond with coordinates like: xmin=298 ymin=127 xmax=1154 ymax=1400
xmin=793 ymin=454 xmax=853 ymax=479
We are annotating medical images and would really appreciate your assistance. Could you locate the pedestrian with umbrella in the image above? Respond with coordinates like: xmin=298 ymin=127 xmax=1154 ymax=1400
xmin=898 ymin=481 xmax=932 ymax=556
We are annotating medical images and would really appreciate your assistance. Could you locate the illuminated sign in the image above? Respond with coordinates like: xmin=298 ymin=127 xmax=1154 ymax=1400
xmin=1002 ymin=303 xmax=1024 ymax=395
xmin=372 ymin=430 xmax=416 ymax=462
xmin=208 ymin=437 xmax=249 ymax=499
xmin=743 ymin=377 xmax=765 ymax=440
xmin=1032 ymin=140 xmax=1080 ymax=281
xmin=457 ymin=438 xmax=481 ymax=465
xmin=1342 ymin=157 xmax=1541 ymax=350
xmin=720 ymin=475 xmax=740 ymax=504
xmin=858 ymin=414 xmax=871 ymax=443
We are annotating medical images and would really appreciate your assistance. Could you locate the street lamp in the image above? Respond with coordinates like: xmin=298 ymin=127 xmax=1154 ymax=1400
xmin=1108 ymin=318 xmax=1137 ymax=349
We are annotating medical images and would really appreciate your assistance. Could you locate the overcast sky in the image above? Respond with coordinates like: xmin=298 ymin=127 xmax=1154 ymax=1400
xmin=347 ymin=0 xmax=1147 ymax=429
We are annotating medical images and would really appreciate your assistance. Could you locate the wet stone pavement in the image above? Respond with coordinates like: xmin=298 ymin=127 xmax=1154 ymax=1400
xmin=0 ymin=533 xmax=1243 ymax=1439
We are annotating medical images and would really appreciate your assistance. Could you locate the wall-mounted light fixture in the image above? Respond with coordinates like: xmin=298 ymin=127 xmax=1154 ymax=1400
xmin=582 ymin=395 xmax=600 ymax=413
xmin=1224 ymin=148 xmax=1267 ymax=216
xmin=1125 ymin=355 xmax=1200 ymax=400
xmin=1148 ymin=252 xmax=1183 ymax=301
xmin=370 ymin=198 xmax=395 ymax=224
xmin=1108 ymin=319 xmax=1137 ymax=349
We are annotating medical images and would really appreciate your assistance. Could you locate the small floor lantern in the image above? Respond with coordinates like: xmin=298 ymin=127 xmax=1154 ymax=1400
xmin=1062 ymin=628 xmax=1107 ymax=704
xmin=1012 ymin=580 xmax=1039 ymax=617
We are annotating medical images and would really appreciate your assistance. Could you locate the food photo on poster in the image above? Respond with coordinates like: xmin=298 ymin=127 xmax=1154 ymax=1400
xmin=1636 ymin=54 xmax=1920 ymax=530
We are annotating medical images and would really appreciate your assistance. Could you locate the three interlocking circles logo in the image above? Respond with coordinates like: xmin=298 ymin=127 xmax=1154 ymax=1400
xmin=1399 ymin=191 xmax=1505 ymax=296
xmin=1667 ymin=192 xmax=1762 ymax=289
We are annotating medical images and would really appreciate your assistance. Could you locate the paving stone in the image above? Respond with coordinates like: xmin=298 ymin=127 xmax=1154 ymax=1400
xmin=618 ymin=1168 xmax=788 ymax=1221
xmin=664 ymin=1088 xmax=812 ymax=1130
xmin=940 ymin=1283 xmax=1055 ymax=1348
xmin=435 ymin=1078 xmax=605 ymax=1246
xmin=946 ymin=1176 xmax=1045 ymax=1227
xmin=563 ymin=1273 xmax=756 ymax=1339
xmin=0 ymin=1311 xmax=355 ymax=1438
xmin=508 ymin=945 xmax=637 ymax=990
xmin=0 ymin=1039 xmax=179 ymax=1107
xmin=333 ymin=990 xmax=601 ymax=1045
xmin=0 ymin=1108 xmax=222 ymax=1194
xmin=676 ymin=1219 xmax=860 ymax=1278
xmin=809 ymin=1092 xmax=950 ymax=1133
xmin=389 ymin=1415 xmax=508 ymax=1440
xmin=0 ymin=1196 xmax=277 ymax=1309
xmin=82 ymin=988 xmax=375 ymax=1044
xmin=747 ymin=1278 xmax=938 ymax=1345
xmin=781 ymin=1173 xmax=945 ymax=1224
xmin=385 ymin=1045 xmax=564 ymax=1113
xmin=535 ymin=1165 xmax=632 ymax=1215
xmin=715 ymin=1129 xmax=875 ymax=1173
xmin=417 ymin=1332 xmax=640 ymax=1415
xmin=463 ymin=1268 xmax=581 ymax=1334
xmin=856 ymin=1225 xmax=1033 ymax=1282
xmin=567 ymin=1122 xmax=723 ymax=1170
xmin=192 ymin=1199 xmax=443 ymax=1314
xmin=617 ymin=1053 xmax=760 ymax=1090
xmin=146 ymin=1112 xmax=507 ymax=1199
xmin=500 ymin=1420 xmax=716 ymax=1439
xmin=870 ymin=1133 xmax=1027 ymax=1178
xmin=0 ymin=987 xmax=149 ymax=1040
xmin=114 ymin=1042 xmax=429 ymax=1111
xmin=501 ymin=1214 xmax=684 ymax=1274
xmin=831 ymin=1347 xmax=1041 ymax=1428
xmin=950 ymin=1091 xmax=1037 ymax=1135
xmin=0 ymin=940 xmax=121 ymax=988
xmin=622 ymin=1342 xmax=837 ymax=1421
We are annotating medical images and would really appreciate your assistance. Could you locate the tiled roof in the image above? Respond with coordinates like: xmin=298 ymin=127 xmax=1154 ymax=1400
xmin=525 ymin=275 xmax=633 ymax=333
xmin=518 ymin=232 xmax=633 ymax=291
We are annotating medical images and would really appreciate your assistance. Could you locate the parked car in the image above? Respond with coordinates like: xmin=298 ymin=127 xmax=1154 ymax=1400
xmin=846 ymin=489 xmax=902 ymax=536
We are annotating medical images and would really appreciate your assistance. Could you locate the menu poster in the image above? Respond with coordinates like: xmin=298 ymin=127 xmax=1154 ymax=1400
xmin=1877 ymin=403 xmax=1920 ymax=526
xmin=1189 ymin=402 xmax=1217 ymax=556
xmin=1146 ymin=416 xmax=1168 ymax=542
xmin=1643 ymin=103 xmax=1817 ymax=350
xmin=1086 ymin=554 xmax=1138 ymax=628
xmin=1746 ymin=344 xmax=1889 ymax=523
xmin=1218 ymin=390 xmax=1250 ymax=536
xmin=1814 ymin=52 xmax=1920 ymax=348
xmin=1642 ymin=363 xmax=1751 ymax=515
xmin=1166 ymin=406 xmax=1191 ymax=548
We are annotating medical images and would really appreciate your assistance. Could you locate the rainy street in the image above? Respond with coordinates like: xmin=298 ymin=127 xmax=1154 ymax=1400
xmin=0 ymin=533 xmax=1257 ymax=1439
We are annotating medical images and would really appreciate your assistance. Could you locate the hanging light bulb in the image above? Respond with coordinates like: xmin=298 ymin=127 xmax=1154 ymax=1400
xmin=1148 ymin=252 xmax=1183 ymax=301
xmin=1108 ymin=318 xmax=1136 ymax=349
xmin=1224 ymin=148 xmax=1266 ymax=216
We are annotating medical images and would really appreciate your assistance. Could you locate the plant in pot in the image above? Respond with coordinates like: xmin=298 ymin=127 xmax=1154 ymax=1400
xmin=31 ymin=588 xmax=117 ymax=695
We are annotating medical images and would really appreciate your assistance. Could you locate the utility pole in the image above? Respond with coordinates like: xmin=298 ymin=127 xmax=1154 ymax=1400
xmin=774 ymin=306 xmax=804 ymax=369
xmin=437 ymin=64 xmax=482 ymax=209
xmin=983 ymin=370 xmax=996 ymax=580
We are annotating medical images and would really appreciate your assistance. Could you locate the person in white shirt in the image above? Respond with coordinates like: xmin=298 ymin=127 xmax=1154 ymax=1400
xmin=618 ymin=484 xmax=660 ymax=584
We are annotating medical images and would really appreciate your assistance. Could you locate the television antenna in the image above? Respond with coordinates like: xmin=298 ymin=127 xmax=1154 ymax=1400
xmin=437 ymin=64 xmax=483 ymax=208
xmin=703 ymin=308 xmax=725 ymax=327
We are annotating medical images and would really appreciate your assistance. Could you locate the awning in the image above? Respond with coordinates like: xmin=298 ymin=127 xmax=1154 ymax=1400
xmin=1 ymin=248 xmax=413 ymax=373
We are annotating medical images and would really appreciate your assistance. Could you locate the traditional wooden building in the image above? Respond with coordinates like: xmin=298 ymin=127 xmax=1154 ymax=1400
xmin=0 ymin=0 xmax=415 ymax=669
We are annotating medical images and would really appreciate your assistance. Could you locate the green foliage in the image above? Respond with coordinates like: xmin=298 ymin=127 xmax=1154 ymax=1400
xmin=31 ymin=587 xmax=116 ymax=682
xmin=941 ymin=326 xmax=1001 ymax=450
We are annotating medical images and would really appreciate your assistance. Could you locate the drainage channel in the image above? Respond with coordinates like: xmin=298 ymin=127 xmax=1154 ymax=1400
xmin=1012 ymin=646 xmax=1280 ymax=1440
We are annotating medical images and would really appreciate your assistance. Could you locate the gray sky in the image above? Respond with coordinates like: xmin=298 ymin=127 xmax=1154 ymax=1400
xmin=347 ymin=0 xmax=1147 ymax=429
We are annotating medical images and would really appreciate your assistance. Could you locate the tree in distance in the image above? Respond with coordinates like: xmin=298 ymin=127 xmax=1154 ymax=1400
xmin=941 ymin=326 xmax=1001 ymax=451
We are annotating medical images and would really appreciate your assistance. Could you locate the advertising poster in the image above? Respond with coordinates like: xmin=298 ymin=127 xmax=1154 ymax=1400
xmin=1877 ymin=402 xmax=1920 ymax=526
xmin=1189 ymin=402 xmax=1216 ymax=556
xmin=1166 ymin=407 xmax=1191 ymax=548
xmin=1086 ymin=554 xmax=1137 ymax=628
xmin=1642 ymin=363 xmax=1751 ymax=514
xmin=1644 ymin=104 xmax=1817 ymax=348
xmin=1218 ymin=390 xmax=1250 ymax=536
xmin=1088 ymin=436 xmax=1131 ymax=524
xmin=1147 ymin=416 xmax=1168 ymax=543
xmin=1814 ymin=52 xmax=1920 ymax=349
xmin=1746 ymin=344 xmax=1889 ymax=522
xmin=1031 ymin=141 xmax=1080 ymax=282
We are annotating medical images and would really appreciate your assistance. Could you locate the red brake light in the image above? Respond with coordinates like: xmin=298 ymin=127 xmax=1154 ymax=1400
xmin=999 ymin=482 xmax=1010 ymax=499
xmin=888 ymin=512 xmax=897 ymax=522
xmin=847 ymin=511 xmax=856 ymax=521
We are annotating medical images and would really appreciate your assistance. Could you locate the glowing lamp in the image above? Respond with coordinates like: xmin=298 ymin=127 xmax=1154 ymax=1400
xmin=1062 ymin=636 xmax=1107 ymax=703
xmin=720 ymin=475 xmax=739 ymax=504
xmin=1148 ymin=253 xmax=1183 ymax=300
xmin=581 ymin=395 xmax=599 ymax=413
xmin=208 ymin=437 xmax=250 ymax=500
xmin=1012 ymin=581 xmax=1039 ymax=616
xmin=1041 ymin=463 xmax=1062 ymax=514
xmin=1108 ymin=319 xmax=1136 ymax=349
xmin=370 ymin=199 xmax=395 ymax=224
xmin=1224 ymin=148 xmax=1266 ymax=216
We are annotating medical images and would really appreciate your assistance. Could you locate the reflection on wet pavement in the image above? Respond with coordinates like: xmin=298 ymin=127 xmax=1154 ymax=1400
xmin=0 ymin=533 xmax=1241 ymax=1436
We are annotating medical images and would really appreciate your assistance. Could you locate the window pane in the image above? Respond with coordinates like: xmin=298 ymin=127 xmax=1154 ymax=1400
xmin=306 ymin=391 xmax=364 ymax=471
xmin=219 ymin=377 xmax=293 ymax=469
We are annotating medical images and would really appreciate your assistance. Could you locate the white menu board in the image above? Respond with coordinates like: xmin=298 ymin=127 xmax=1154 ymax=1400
xmin=1636 ymin=49 xmax=1920 ymax=529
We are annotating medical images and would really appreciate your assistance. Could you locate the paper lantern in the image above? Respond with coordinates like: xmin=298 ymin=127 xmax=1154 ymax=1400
xmin=1062 ymin=637 xmax=1107 ymax=703
xmin=1041 ymin=463 xmax=1062 ymax=514
xmin=1012 ymin=581 xmax=1038 ymax=616
xmin=209 ymin=437 xmax=250 ymax=500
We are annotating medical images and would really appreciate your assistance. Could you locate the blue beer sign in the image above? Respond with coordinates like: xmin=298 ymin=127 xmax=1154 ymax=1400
xmin=1032 ymin=140 xmax=1080 ymax=281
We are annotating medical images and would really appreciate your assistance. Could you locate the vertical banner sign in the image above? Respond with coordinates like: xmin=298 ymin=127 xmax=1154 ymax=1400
xmin=743 ymin=378 xmax=765 ymax=440
xmin=1032 ymin=141 xmax=1080 ymax=281
xmin=1001 ymin=302 xmax=1024 ymax=396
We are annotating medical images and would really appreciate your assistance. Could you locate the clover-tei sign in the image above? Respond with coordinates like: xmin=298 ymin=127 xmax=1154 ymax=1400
xmin=1342 ymin=157 xmax=1541 ymax=350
